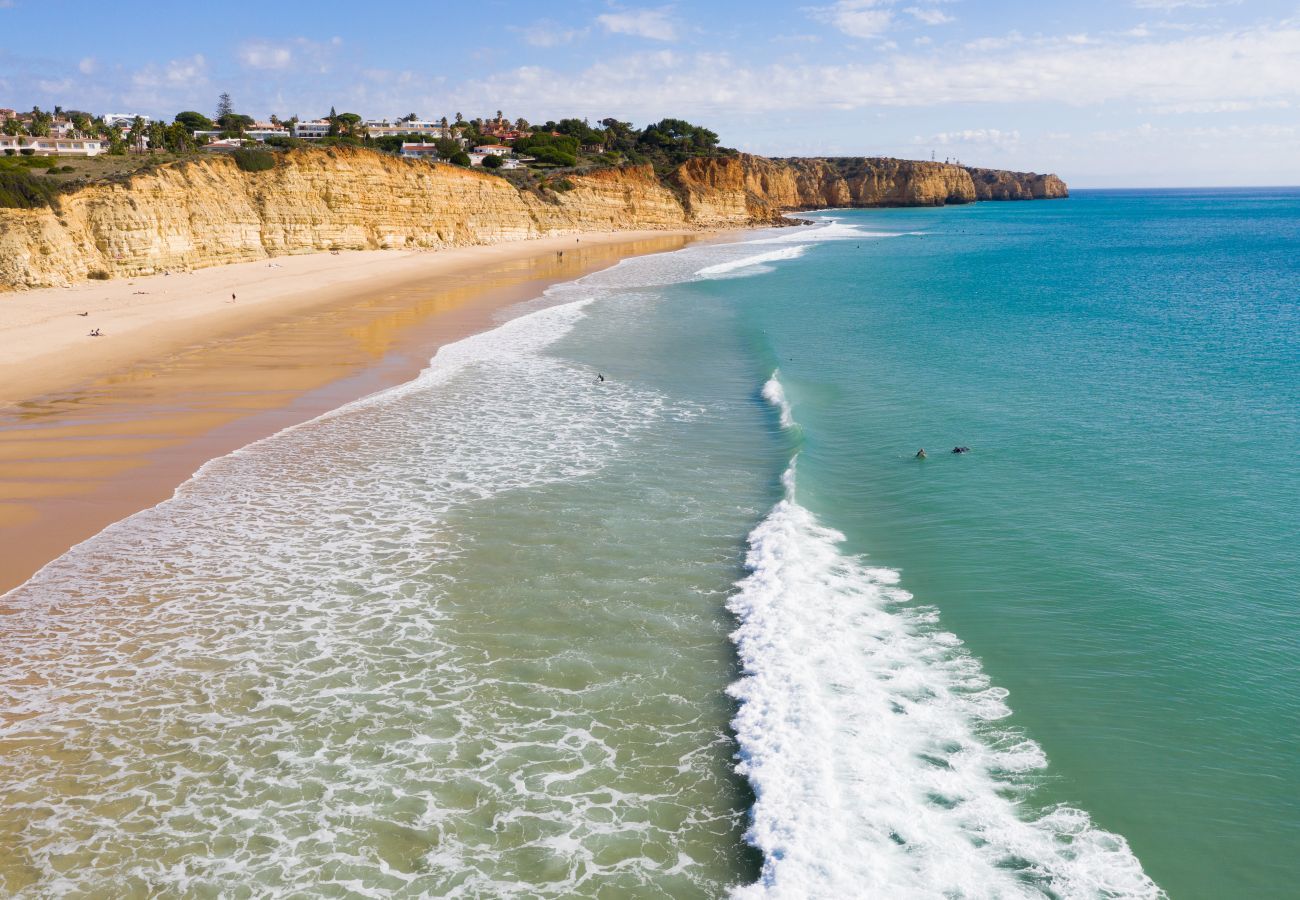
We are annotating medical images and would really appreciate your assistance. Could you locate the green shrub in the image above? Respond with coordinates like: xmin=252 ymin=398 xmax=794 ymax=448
xmin=449 ymin=151 xmax=471 ymax=167
xmin=553 ymin=177 xmax=576 ymax=192
xmin=60 ymin=165 xmax=75 ymax=173
xmin=0 ymin=170 xmax=59 ymax=209
xmin=3 ymin=149 xmax=14 ymax=156
xmin=481 ymin=154 xmax=503 ymax=170
xmin=231 ymin=147 xmax=276 ymax=172
xmin=19 ymin=148 xmax=35 ymax=156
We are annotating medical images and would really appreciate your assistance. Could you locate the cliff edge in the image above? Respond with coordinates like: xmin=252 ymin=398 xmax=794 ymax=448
xmin=0 ymin=147 xmax=1066 ymax=289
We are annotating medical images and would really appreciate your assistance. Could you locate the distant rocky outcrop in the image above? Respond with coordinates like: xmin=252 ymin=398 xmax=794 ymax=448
xmin=964 ymin=166 xmax=1069 ymax=200
xmin=0 ymin=147 xmax=1067 ymax=289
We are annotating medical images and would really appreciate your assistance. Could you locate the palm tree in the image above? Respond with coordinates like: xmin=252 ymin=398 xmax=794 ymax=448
xmin=130 ymin=116 xmax=147 ymax=152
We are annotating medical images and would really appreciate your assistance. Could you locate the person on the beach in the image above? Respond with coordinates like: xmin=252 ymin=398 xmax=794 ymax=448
xmin=915 ymin=448 xmax=927 ymax=459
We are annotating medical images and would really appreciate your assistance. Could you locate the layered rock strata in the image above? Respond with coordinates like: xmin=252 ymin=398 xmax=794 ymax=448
xmin=0 ymin=148 xmax=1066 ymax=289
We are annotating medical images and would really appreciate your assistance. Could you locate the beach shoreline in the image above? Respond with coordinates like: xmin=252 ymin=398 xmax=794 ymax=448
xmin=0 ymin=231 xmax=712 ymax=596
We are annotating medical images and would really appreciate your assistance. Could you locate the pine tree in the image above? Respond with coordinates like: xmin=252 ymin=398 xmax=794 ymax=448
xmin=216 ymin=93 xmax=234 ymax=122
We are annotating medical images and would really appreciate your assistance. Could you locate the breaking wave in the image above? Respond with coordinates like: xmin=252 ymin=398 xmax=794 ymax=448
xmin=726 ymin=372 xmax=1165 ymax=899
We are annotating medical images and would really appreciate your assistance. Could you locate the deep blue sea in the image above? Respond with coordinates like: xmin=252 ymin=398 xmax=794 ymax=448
xmin=2 ymin=188 xmax=1296 ymax=897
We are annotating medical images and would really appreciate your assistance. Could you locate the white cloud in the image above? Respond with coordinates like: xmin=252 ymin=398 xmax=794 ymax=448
xmin=237 ymin=37 xmax=342 ymax=73
xmin=132 ymin=54 xmax=207 ymax=89
xmin=811 ymin=0 xmax=895 ymax=39
xmin=919 ymin=128 xmax=1021 ymax=146
xmin=239 ymin=41 xmax=292 ymax=70
xmin=596 ymin=7 xmax=678 ymax=41
xmin=1133 ymin=0 xmax=1240 ymax=8
xmin=78 ymin=57 xmax=97 ymax=75
xmin=516 ymin=20 xmax=589 ymax=47
xmin=1144 ymin=98 xmax=1292 ymax=114
xmin=905 ymin=6 xmax=954 ymax=25
xmin=446 ymin=23 xmax=1300 ymax=114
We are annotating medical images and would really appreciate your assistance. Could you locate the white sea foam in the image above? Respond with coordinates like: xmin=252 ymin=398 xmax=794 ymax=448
xmin=0 ymin=267 xmax=690 ymax=896
xmin=727 ymin=373 xmax=1165 ymax=899
xmin=752 ymin=217 xmax=923 ymax=245
xmin=760 ymin=372 xmax=794 ymax=430
xmin=0 ymin=233 xmax=1161 ymax=898
xmin=696 ymin=246 xmax=809 ymax=278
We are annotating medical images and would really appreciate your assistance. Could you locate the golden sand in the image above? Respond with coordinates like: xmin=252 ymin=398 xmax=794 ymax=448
xmin=0 ymin=232 xmax=698 ymax=594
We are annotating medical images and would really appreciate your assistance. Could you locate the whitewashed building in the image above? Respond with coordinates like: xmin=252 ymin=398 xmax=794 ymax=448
xmin=0 ymin=136 xmax=105 ymax=156
xmin=366 ymin=119 xmax=451 ymax=139
xmin=103 ymin=113 xmax=151 ymax=128
xmin=291 ymin=120 xmax=332 ymax=139
xmin=399 ymin=142 xmax=440 ymax=159
xmin=193 ymin=128 xmax=289 ymax=143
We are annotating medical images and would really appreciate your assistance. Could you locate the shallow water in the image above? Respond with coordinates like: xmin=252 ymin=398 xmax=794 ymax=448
xmin=2 ymin=190 xmax=1296 ymax=897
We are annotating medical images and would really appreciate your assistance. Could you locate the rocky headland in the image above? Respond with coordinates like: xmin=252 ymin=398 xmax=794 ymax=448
xmin=0 ymin=148 xmax=1066 ymax=289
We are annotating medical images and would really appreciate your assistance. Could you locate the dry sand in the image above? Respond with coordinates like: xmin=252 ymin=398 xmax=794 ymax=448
xmin=0 ymin=232 xmax=703 ymax=595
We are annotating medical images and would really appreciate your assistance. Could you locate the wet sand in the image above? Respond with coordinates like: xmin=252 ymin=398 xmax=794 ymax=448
xmin=0 ymin=233 xmax=700 ymax=595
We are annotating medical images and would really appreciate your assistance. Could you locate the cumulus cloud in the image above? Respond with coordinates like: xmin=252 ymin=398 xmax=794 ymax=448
xmin=515 ymin=20 xmax=589 ymax=47
xmin=1133 ymin=0 xmax=1240 ymax=8
xmin=78 ymin=57 xmax=97 ymax=75
xmin=810 ymin=0 xmax=895 ymax=39
xmin=239 ymin=42 xmax=292 ymax=70
xmin=444 ymin=23 xmax=1300 ymax=115
xmin=905 ymin=6 xmax=954 ymax=25
xmin=919 ymin=128 xmax=1021 ymax=146
xmin=811 ymin=1 xmax=954 ymax=38
xmin=596 ymin=6 xmax=678 ymax=41
xmin=132 ymin=54 xmax=207 ymax=89
xmin=237 ymin=37 xmax=342 ymax=73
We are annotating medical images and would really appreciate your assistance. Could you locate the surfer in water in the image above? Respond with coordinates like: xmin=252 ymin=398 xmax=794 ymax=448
xmin=597 ymin=374 xmax=605 ymax=383
xmin=915 ymin=448 xmax=927 ymax=459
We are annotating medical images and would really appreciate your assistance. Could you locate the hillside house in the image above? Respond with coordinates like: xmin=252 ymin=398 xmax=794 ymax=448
xmin=399 ymin=142 xmax=440 ymax=159
xmin=0 ymin=135 xmax=105 ymax=156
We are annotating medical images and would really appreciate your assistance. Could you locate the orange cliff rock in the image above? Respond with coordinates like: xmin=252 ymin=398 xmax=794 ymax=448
xmin=0 ymin=147 xmax=1067 ymax=289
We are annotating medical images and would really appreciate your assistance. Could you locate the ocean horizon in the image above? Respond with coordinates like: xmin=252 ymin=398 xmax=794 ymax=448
xmin=2 ymin=188 xmax=1297 ymax=897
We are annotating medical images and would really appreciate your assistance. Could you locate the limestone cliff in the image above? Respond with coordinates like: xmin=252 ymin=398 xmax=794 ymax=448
xmin=965 ymin=167 xmax=1069 ymax=201
xmin=672 ymin=155 xmax=992 ymax=217
xmin=0 ymin=147 xmax=1066 ymax=289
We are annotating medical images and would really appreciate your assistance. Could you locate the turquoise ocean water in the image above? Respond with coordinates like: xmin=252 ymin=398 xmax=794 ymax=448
xmin=1 ymin=189 xmax=1296 ymax=897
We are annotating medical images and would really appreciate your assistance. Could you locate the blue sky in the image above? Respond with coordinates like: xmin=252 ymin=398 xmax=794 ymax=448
xmin=2 ymin=0 xmax=1298 ymax=186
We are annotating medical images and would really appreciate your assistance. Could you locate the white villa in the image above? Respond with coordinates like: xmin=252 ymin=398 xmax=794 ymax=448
xmin=193 ymin=128 xmax=289 ymax=143
xmin=0 ymin=135 xmax=105 ymax=156
xmin=366 ymin=119 xmax=451 ymax=139
xmin=291 ymin=120 xmax=333 ymax=139
xmin=103 ymin=113 xmax=151 ymax=128
xmin=399 ymin=142 xmax=440 ymax=159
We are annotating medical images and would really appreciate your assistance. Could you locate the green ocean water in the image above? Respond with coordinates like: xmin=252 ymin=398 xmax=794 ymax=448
xmin=1 ymin=189 xmax=1295 ymax=897
xmin=720 ymin=191 xmax=1300 ymax=897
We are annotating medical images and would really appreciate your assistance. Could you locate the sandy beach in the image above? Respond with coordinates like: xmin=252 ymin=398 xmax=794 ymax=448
xmin=0 ymin=231 xmax=703 ymax=595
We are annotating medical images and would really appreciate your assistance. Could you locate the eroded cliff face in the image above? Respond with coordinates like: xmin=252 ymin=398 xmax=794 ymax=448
xmin=671 ymin=154 xmax=1068 ymax=216
xmin=965 ymin=167 xmax=1069 ymax=201
xmin=0 ymin=147 xmax=1066 ymax=289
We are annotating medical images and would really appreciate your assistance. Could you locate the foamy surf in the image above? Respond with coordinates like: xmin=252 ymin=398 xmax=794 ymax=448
xmin=751 ymin=218 xmax=922 ymax=245
xmin=696 ymin=246 xmax=809 ymax=278
xmin=727 ymin=374 xmax=1164 ymax=899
